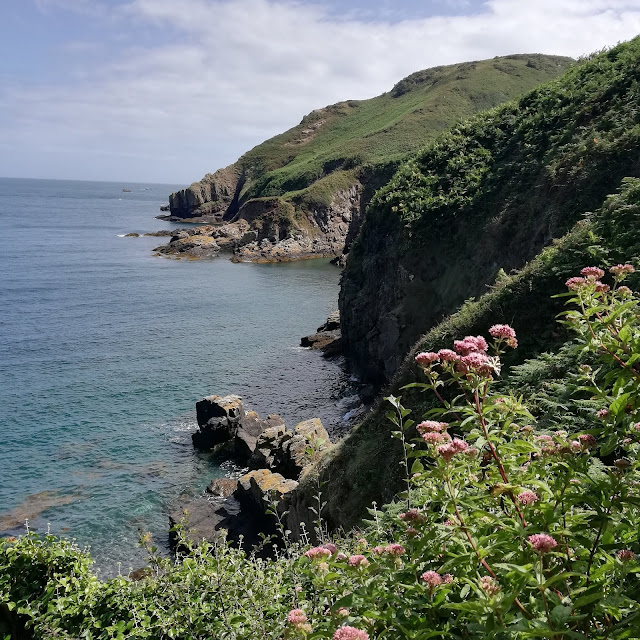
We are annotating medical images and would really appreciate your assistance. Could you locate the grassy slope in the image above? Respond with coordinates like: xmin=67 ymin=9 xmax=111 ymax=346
xmin=232 ymin=54 xmax=573 ymax=209
xmin=305 ymin=38 xmax=640 ymax=529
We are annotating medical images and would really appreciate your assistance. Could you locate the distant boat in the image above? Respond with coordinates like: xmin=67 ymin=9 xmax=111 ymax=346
xmin=122 ymin=188 xmax=132 ymax=192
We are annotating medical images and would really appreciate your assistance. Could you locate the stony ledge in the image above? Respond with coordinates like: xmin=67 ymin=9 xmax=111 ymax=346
xmin=169 ymin=394 xmax=332 ymax=551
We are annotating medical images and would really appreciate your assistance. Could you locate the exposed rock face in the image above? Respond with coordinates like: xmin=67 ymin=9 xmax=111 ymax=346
xmin=168 ymin=165 xmax=242 ymax=220
xmin=235 ymin=412 xmax=286 ymax=462
xmin=192 ymin=394 xmax=245 ymax=450
xmin=153 ymin=234 xmax=220 ymax=259
xmin=301 ymin=311 xmax=342 ymax=356
xmin=205 ymin=477 xmax=238 ymax=498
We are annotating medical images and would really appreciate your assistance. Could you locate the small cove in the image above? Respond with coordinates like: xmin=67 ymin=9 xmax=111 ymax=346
xmin=0 ymin=178 xmax=349 ymax=574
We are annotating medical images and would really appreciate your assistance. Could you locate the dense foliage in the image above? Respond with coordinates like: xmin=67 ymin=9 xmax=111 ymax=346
xmin=2 ymin=262 xmax=640 ymax=638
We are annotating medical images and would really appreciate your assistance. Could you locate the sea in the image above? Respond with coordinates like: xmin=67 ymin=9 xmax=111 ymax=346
xmin=0 ymin=177 xmax=352 ymax=576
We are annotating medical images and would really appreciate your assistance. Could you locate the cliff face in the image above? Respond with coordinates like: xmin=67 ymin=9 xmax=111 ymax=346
xmin=168 ymin=165 xmax=242 ymax=220
xmin=166 ymin=55 xmax=573 ymax=261
xmin=339 ymin=38 xmax=640 ymax=385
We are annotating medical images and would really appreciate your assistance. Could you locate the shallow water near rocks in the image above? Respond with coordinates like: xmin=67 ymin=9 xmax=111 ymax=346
xmin=0 ymin=177 xmax=350 ymax=575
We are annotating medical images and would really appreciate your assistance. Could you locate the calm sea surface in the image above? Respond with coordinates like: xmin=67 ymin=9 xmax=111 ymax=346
xmin=0 ymin=178 xmax=349 ymax=575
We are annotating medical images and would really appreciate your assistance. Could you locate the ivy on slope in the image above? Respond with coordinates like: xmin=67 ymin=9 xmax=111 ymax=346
xmin=371 ymin=38 xmax=640 ymax=233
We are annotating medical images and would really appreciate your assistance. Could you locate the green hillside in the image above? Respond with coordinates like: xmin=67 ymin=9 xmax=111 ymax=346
xmin=169 ymin=54 xmax=573 ymax=234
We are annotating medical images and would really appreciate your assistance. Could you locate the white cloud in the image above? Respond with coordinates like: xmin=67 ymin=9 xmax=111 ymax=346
xmin=2 ymin=0 xmax=640 ymax=182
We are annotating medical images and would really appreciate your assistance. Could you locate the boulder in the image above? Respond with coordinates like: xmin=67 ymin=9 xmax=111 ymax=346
xmin=169 ymin=498 xmax=227 ymax=547
xmin=235 ymin=412 xmax=285 ymax=461
xmin=234 ymin=469 xmax=298 ymax=515
xmin=192 ymin=394 xmax=245 ymax=450
xmin=205 ymin=477 xmax=238 ymax=498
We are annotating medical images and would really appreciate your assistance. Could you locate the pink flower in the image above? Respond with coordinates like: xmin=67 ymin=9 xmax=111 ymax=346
xmin=422 ymin=431 xmax=450 ymax=445
xmin=333 ymin=626 xmax=369 ymax=640
xmin=373 ymin=545 xmax=385 ymax=555
xmin=444 ymin=518 xmax=456 ymax=526
xmin=617 ymin=286 xmax=633 ymax=297
xmin=528 ymin=533 xmax=558 ymax=554
xmin=457 ymin=352 xmax=495 ymax=376
xmin=420 ymin=570 xmax=443 ymax=588
xmin=581 ymin=266 xmax=605 ymax=280
xmin=335 ymin=552 xmax=348 ymax=561
xmin=566 ymin=277 xmax=588 ymax=291
xmin=406 ymin=527 xmax=418 ymax=538
xmin=348 ymin=555 xmax=369 ymax=567
xmin=517 ymin=490 xmax=539 ymax=506
xmin=416 ymin=352 xmax=439 ymax=367
xmin=288 ymin=609 xmax=307 ymax=626
xmin=610 ymin=264 xmax=634 ymax=278
xmin=305 ymin=546 xmax=332 ymax=560
xmin=454 ymin=336 xmax=488 ymax=355
xmin=385 ymin=543 xmax=405 ymax=556
xmin=399 ymin=508 xmax=425 ymax=523
xmin=578 ymin=434 xmax=597 ymax=449
xmin=617 ymin=549 xmax=635 ymax=562
xmin=480 ymin=576 xmax=500 ymax=596
xmin=596 ymin=409 xmax=609 ymax=419
xmin=489 ymin=324 xmax=517 ymax=341
xmin=570 ymin=440 xmax=582 ymax=452
xmin=417 ymin=420 xmax=448 ymax=434
xmin=321 ymin=543 xmax=338 ymax=555
xmin=635 ymin=423 xmax=640 ymax=433
xmin=437 ymin=348 xmax=459 ymax=362
xmin=442 ymin=573 xmax=454 ymax=584
xmin=535 ymin=435 xmax=554 ymax=445
xmin=594 ymin=281 xmax=610 ymax=293
xmin=437 ymin=438 xmax=469 ymax=463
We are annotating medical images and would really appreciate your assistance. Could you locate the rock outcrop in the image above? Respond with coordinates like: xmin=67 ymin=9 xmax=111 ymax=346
xmin=301 ymin=311 xmax=342 ymax=356
xmin=172 ymin=394 xmax=332 ymax=551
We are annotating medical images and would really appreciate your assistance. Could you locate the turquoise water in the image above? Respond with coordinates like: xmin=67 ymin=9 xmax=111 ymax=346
xmin=0 ymin=178 xmax=347 ymax=574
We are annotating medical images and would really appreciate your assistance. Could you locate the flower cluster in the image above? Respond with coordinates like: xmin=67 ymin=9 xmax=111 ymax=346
xmin=480 ymin=576 xmax=500 ymax=596
xmin=333 ymin=626 xmax=369 ymax=640
xmin=528 ymin=533 xmax=558 ymax=554
xmin=516 ymin=490 xmax=539 ymax=506
xmin=437 ymin=438 xmax=470 ymax=463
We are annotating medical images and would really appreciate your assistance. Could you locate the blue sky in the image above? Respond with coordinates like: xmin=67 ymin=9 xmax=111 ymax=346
xmin=1 ymin=0 xmax=640 ymax=184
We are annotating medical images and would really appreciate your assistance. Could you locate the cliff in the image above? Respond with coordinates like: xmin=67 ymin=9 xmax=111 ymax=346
xmin=299 ymin=37 xmax=640 ymax=529
xmin=168 ymin=54 xmax=573 ymax=262
xmin=340 ymin=39 xmax=640 ymax=385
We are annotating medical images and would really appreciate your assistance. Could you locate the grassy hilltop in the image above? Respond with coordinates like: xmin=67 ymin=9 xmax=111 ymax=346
xmin=168 ymin=54 xmax=573 ymax=261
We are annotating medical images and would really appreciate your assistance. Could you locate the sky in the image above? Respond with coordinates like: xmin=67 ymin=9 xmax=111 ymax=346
xmin=1 ymin=1 xmax=640 ymax=185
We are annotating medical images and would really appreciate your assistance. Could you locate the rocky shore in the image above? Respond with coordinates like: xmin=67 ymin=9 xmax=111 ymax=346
xmin=169 ymin=394 xmax=332 ymax=551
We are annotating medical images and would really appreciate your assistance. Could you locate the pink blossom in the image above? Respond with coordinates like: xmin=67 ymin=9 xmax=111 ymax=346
xmin=304 ymin=546 xmax=332 ymax=560
xmin=596 ymin=409 xmax=609 ymax=419
xmin=480 ymin=576 xmax=500 ymax=596
xmin=321 ymin=543 xmax=338 ymax=555
xmin=617 ymin=286 xmax=633 ymax=297
xmin=535 ymin=434 xmax=554 ymax=445
xmin=457 ymin=352 xmax=495 ymax=376
xmin=417 ymin=420 xmax=448 ymax=434
xmin=373 ymin=546 xmax=385 ymax=555
xmin=399 ymin=508 xmax=425 ymax=523
xmin=581 ymin=266 xmax=605 ymax=280
xmin=333 ymin=626 xmax=369 ymax=640
xmin=385 ymin=543 xmax=405 ymax=556
xmin=570 ymin=440 xmax=582 ymax=452
xmin=442 ymin=573 xmax=454 ymax=584
xmin=566 ymin=277 xmax=588 ymax=291
xmin=423 ymin=431 xmax=450 ymax=445
xmin=489 ymin=324 xmax=517 ymax=341
xmin=444 ymin=518 xmax=456 ymax=526
xmin=454 ymin=336 xmax=488 ymax=356
xmin=635 ymin=423 xmax=640 ymax=432
xmin=288 ymin=609 xmax=307 ymax=626
xmin=528 ymin=533 xmax=558 ymax=554
xmin=406 ymin=527 xmax=418 ymax=538
xmin=416 ymin=352 xmax=439 ymax=367
xmin=610 ymin=264 xmax=634 ymax=278
xmin=335 ymin=552 xmax=348 ymax=561
xmin=594 ymin=281 xmax=610 ymax=293
xmin=437 ymin=438 xmax=469 ymax=463
xmin=617 ymin=549 xmax=635 ymax=562
xmin=517 ymin=491 xmax=539 ymax=506
xmin=348 ymin=555 xmax=369 ymax=567
xmin=437 ymin=348 xmax=460 ymax=362
xmin=420 ymin=570 xmax=443 ymax=588
xmin=578 ymin=434 xmax=597 ymax=449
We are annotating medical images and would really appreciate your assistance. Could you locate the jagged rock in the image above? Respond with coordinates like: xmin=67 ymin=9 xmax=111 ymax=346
xmin=124 ymin=232 xmax=139 ymax=237
xmin=301 ymin=312 xmax=342 ymax=356
xmin=234 ymin=469 xmax=298 ymax=513
xmin=301 ymin=329 xmax=340 ymax=349
xmin=206 ymin=477 xmax=238 ymax=498
xmin=192 ymin=394 xmax=245 ymax=450
xmin=154 ymin=235 xmax=220 ymax=259
xmin=249 ymin=418 xmax=330 ymax=479
xmin=235 ymin=412 xmax=285 ymax=462
xmin=169 ymin=498 xmax=227 ymax=547
xmin=318 ymin=311 xmax=340 ymax=332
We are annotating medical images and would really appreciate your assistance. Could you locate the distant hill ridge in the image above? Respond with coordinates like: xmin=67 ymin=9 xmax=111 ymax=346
xmin=167 ymin=54 xmax=573 ymax=262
